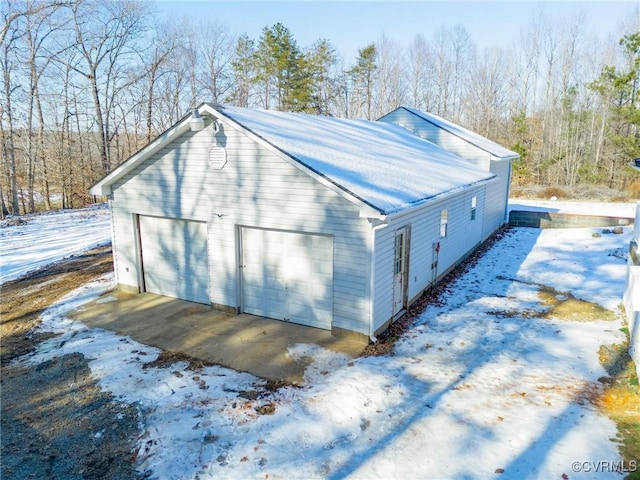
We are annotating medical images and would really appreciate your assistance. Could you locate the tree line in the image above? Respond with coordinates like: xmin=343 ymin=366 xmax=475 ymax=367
xmin=2 ymin=0 xmax=639 ymax=217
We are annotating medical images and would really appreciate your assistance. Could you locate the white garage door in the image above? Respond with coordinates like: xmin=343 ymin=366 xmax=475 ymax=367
xmin=242 ymin=228 xmax=333 ymax=330
xmin=138 ymin=216 xmax=209 ymax=304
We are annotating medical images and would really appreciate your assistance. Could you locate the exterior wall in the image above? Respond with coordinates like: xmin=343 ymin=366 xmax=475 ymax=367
xmin=624 ymin=202 xmax=640 ymax=371
xmin=377 ymin=109 xmax=492 ymax=170
xmin=371 ymin=186 xmax=486 ymax=333
xmin=109 ymin=119 xmax=372 ymax=335
xmin=379 ymin=109 xmax=512 ymax=240
xmin=483 ymin=159 xmax=511 ymax=239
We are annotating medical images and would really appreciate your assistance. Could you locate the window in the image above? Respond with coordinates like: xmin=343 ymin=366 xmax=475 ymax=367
xmin=394 ymin=232 xmax=404 ymax=274
xmin=471 ymin=196 xmax=477 ymax=221
xmin=440 ymin=209 xmax=448 ymax=238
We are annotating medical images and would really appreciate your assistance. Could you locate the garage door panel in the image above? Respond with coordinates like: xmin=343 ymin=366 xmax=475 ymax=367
xmin=180 ymin=278 xmax=209 ymax=305
xmin=288 ymin=303 xmax=312 ymax=325
xmin=284 ymin=265 xmax=311 ymax=282
xmin=265 ymin=298 xmax=286 ymax=317
xmin=244 ymin=295 xmax=286 ymax=320
xmin=288 ymin=303 xmax=331 ymax=329
xmin=312 ymin=260 xmax=332 ymax=276
xmin=139 ymin=216 xmax=209 ymax=304
xmin=243 ymin=247 xmax=263 ymax=263
xmin=241 ymin=228 xmax=333 ymax=329
xmin=145 ymin=272 xmax=174 ymax=295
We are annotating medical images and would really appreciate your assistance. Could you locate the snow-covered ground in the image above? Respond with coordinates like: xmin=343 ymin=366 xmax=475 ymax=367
xmin=6 ymin=202 xmax=636 ymax=479
xmin=0 ymin=204 xmax=112 ymax=284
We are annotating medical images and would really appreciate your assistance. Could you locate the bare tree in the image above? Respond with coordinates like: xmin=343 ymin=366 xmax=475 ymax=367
xmin=407 ymin=34 xmax=434 ymax=112
xmin=70 ymin=0 xmax=149 ymax=174
xmin=143 ymin=21 xmax=178 ymax=141
xmin=508 ymin=18 xmax=541 ymax=117
xmin=22 ymin=0 xmax=71 ymax=211
xmin=464 ymin=47 xmax=508 ymax=139
xmin=373 ymin=34 xmax=406 ymax=117
xmin=428 ymin=25 xmax=476 ymax=120
xmin=0 ymin=0 xmax=24 ymax=215
xmin=198 ymin=20 xmax=235 ymax=105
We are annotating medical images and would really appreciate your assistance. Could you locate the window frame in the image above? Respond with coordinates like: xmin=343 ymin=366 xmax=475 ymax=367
xmin=440 ymin=209 xmax=448 ymax=238
xmin=471 ymin=196 xmax=477 ymax=221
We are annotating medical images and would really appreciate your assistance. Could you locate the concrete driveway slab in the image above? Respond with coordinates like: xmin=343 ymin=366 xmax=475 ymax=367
xmin=70 ymin=291 xmax=367 ymax=384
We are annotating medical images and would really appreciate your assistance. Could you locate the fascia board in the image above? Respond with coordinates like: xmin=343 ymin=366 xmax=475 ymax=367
xmin=89 ymin=116 xmax=193 ymax=196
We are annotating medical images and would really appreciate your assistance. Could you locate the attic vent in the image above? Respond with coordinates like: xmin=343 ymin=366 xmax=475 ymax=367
xmin=208 ymin=145 xmax=227 ymax=170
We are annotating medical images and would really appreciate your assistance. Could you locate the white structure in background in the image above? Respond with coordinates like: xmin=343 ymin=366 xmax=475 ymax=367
xmin=624 ymin=201 xmax=640 ymax=370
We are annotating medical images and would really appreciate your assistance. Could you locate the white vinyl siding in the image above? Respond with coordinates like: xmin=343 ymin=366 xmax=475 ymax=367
xmin=109 ymin=121 xmax=372 ymax=335
xmin=378 ymin=109 xmax=511 ymax=240
xmin=371 ymin=188 xmax=485 ymax=332
xmin=471 ymin=196 xmax=477 ymax=221
xmin=482 ymin=158 xmax=511 ymax=239
xmin=377 ymin=109 xmax=492 ymax=169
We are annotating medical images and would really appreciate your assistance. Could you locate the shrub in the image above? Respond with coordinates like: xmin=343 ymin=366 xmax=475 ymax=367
xmin=540 ymin=186 xmax=567 ymax=199
xmin=626 ymin=180 xmax=640 ymax=199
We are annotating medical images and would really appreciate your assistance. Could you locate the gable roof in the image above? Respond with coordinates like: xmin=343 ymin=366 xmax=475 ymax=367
xmin=217 ymin=106 xmax=495 ymax=215
xmin=91 ymin=104 xmax=495 ymax=217
xmin=381 ymin=106 xmax=519 ymax=160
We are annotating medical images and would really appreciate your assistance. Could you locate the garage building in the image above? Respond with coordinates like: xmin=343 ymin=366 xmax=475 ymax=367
xmin=90 ymin=104 xmax=513 ymax=340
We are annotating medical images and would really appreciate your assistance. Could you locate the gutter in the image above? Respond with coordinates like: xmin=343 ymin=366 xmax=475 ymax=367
xmin=379 ymin=175 xmax=496 ymax=223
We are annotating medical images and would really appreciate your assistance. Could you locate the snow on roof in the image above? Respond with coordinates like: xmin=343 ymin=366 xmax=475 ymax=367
xmin=396 ymin=106 xmax=519 ymax=159
xmin=216 ymin=105 xmax=495 ymax=215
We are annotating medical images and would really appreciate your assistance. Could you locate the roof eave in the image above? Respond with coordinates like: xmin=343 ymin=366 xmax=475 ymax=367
xmin=383 ymin=174 xmax=497 ymax=219
xmin=395 ymin=106 xmax=519 ymax=160
xmin=89 ymin=120 xmax=193 ymax=196
xmin=493 ymin=153 xmax=520 ymax=161
xmin=89 ymin=104 xmax=219 ymax=196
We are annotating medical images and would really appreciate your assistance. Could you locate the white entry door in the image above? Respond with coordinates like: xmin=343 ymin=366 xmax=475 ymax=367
xmin=393 ymin=227 xmax=409 ymax=316
xmin=241 ymin=227 xmax=333 ymax=330
xmin=138 ymin=216 xmax=209 ymax=304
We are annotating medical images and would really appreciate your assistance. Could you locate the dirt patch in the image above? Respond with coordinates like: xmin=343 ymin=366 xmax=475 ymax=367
xmin=141 ymin=350 xmax=212 ymax=372
xmin=0 ymin=246 xmax=113 ymax=365
xmin=0 ymin=247 xmax=144 ymax=480
xmin=538 ymin=286 xmax=617 ymax=322
xmin=494 ymin=275 xmax=618 ymax=322
xmin=1 ymin=353 xmax=142 ymax=480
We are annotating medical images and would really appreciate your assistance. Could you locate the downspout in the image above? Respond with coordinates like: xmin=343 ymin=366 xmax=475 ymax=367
xmin=369 ymin=217 xmax=389 ymax=342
